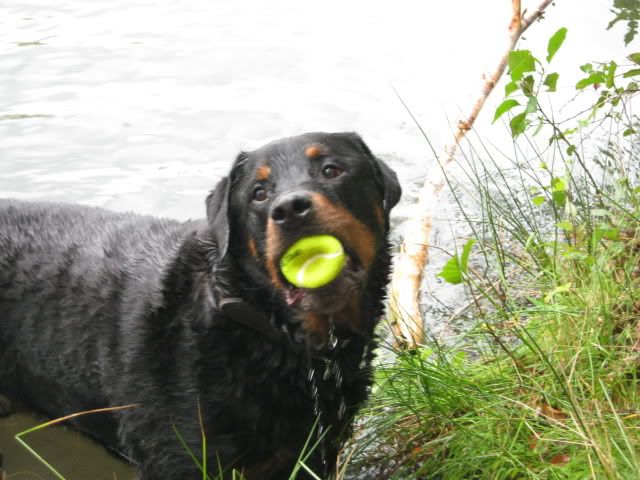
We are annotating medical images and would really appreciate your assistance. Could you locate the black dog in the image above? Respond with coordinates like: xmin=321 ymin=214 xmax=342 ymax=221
xmin=0 ymin=132 xmax=401 ymax=479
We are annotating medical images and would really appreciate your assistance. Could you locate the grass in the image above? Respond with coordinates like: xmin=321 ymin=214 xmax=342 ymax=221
xmin=349 ymin=121 xmax=640 ymax=478
xmin=17 ymin=405 xmax=325 ymax=480
xmin=14 ymin=404 xmax=140 ymax=480
xmin=172 ymin=414 xmax=326 ymax=480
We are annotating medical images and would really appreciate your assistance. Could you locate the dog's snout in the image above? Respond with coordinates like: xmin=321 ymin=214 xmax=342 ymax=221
xmin=271 ymin=192 xmax=313 ymax=227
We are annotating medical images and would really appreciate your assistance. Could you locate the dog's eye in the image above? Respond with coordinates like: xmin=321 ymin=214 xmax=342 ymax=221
xmin=252 ymin=187 xmax=268 ymax=202
xmin=322 ymin=165 xmax=343 ymax=179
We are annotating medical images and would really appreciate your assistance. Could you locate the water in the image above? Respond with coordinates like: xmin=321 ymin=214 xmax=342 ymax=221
xmin=0 ymin=0 xmax=633 ymax=477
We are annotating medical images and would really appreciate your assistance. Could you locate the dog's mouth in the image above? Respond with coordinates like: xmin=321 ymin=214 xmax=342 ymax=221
xmin=277 ymin=246 xmax=365 ymax=313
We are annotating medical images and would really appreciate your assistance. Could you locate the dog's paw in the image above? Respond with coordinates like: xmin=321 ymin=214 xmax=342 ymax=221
xmin=0 ymin=395 xmax=12 ymax=417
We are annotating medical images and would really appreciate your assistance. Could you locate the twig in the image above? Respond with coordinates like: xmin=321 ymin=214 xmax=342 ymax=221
xmin=389 ymin=0 xmax=555 ymax=347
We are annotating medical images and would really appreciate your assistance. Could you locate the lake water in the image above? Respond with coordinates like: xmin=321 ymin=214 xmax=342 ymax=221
xmin=0 ymin=0 xmax=634 ymax=477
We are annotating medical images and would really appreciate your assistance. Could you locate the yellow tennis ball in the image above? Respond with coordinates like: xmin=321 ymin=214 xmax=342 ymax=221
xmin=280 ymin=235 xmax=346 ymax=289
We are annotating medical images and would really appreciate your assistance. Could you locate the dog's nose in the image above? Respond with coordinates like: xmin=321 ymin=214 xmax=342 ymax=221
xmin=270 ymin=192 xmax=313 ymax=227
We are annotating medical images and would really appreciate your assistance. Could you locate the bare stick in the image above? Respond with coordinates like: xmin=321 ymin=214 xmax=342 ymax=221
xmin=388 ymin=0 xmax=554 ymax=347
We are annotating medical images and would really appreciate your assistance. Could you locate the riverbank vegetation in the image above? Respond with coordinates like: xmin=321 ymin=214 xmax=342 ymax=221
xmin=347 ymin=22 xmax=640 ymax=480
xmin=352 ymin=136 xmax=640 ymax=479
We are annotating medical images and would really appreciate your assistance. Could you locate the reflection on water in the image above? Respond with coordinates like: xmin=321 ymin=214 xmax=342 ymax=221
xmin=0 ymin=0 xmax=630 ymax=477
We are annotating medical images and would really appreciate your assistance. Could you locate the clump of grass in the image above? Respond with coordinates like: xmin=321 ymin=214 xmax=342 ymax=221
xmin=352 ymin=124 xmax=640 ymax=479
xmin=173 ymin=412 xmax=326 ymax=480
xmin=17 ymin=402 xmax=324 ymax=480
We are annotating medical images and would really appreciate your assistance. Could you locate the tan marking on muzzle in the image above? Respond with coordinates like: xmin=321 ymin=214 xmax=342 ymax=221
xmin=248 ymin=237 xmax=258 ymax=258
xmin=302 ymin=299 xmax=363 ymax=341
xmin=310 ymin=192 xmax=377 ymax=270
xmin=265 ymin=218 xmax=285 ymax=289
xmin=373 ymin=203 xmax=384 ymax=229
xmin=303 ymin=312 xmax=329 ymax=340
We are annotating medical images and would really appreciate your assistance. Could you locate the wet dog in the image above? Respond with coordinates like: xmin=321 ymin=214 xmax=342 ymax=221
xmin=0 ymin=132 xmax=401 ymax=479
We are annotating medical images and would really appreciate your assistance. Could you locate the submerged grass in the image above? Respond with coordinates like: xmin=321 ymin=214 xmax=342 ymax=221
xmin=14 ymin=404 xmax=140 ymax=480
xmin=352 ymin=125 xmax=640 ymax=478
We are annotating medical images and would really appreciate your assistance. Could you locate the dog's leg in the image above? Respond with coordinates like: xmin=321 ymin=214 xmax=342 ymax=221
xmin=0 ymin=395 xmax=12 ymax=417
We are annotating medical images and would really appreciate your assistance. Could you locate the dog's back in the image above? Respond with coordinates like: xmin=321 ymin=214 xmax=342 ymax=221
xmin=0 ymin=199 xmax=199 ymax=437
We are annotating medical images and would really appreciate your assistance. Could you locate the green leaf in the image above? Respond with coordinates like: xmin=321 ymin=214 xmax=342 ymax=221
xmin=556 ymin=220 xmax=573 ymax=231
xmin=595 ymin=224 xmax=619 ymax=242
xmin=623 ymin=68 xmax=640 ymax=78
xmin=532 ymin=195 xmax=546 ymax=206
xmin=493 ymin=99 xmax=520 ymax=123
xmin=606 ymin=61 xmax=617 ymax=88
xmin=546 ymin=27 xmax=567 ymax=63
xmin=551 ymin=177 xmax=567 ymax=207
xmin=508 ymin=50 xmax=536 ymax=81
xmin=566 ymin=144 xmax=577 ymax=156
xmin=551 ymin=177 xmax=566 ymax=192
xmin=552 ymin=191 xmax=566 ymax=207
xmin=623 ymin=127 xmax=636 ymax=136
xmin=629 ymin=53 xmax=640 ymax=65
xmin=532 ymin=120 xmax=544 ymax=136
xmin=580 ymin=63 xmax=593 ymax=73
xmin=437 ymin=239 xmax=476 ymax=285
xmin=576 ymin=72 xmax=606 ymax=89
xmin=525 ymin=96 xmax=538 ymax=114
xmin=602 ymin=227 xmax=619 ymax=241
xmin=544 ymin=72 xmax=559 ymax=92
xmin=544 ymin=282 xmax=572 ymax=303
xmin=521 ymin=75 xmax=535 ymax=96
xmin=505 ymin=81 xmax=519 ymax=96
xmin=509 ymin=112 xmax=529 ymax=137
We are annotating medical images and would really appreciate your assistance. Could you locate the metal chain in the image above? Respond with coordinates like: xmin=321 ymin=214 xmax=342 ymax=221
xmin=307 ymin=320 xmax=370 ymax=478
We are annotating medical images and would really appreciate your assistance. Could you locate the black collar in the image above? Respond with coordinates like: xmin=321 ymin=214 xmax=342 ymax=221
xmin=219 ymin=297 xmax=327 ymax=357
xmin=219 ymin=297 xmax=289 ymax=343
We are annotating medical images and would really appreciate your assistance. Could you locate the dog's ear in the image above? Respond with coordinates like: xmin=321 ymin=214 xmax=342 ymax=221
xmin=373 ymin=156 xmax=402 ymax=215
xmin=206 ymin=152 xmax=250 ymax=261
xmin=206 ymin=176 xmax=231 ymax=261
xmin=344 ymin=132 xmax=402 ymax=215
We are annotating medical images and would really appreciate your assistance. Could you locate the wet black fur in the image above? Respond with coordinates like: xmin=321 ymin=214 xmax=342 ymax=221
xmin=0 ymin=132 xmax=401 ymax=479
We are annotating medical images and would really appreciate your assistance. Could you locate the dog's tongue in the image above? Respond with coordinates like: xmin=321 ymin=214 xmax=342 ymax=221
xmin=285 ymin=288 xmax=305 ymax=306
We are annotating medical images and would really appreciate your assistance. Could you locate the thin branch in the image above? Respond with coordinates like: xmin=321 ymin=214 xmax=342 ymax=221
xmin=389 ymin=0 xmax=555 ymax=347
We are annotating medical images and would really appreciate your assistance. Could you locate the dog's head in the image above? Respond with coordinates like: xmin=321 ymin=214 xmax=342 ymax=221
xmin=206 ymin=132 xmax=401 ymax=338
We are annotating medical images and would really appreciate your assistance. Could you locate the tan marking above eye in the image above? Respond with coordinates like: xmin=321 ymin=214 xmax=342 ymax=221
xmin=304 ymin=144 xmax=327 ymax=159
xmin=255 ymin=165 xmax=271 ymax=181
